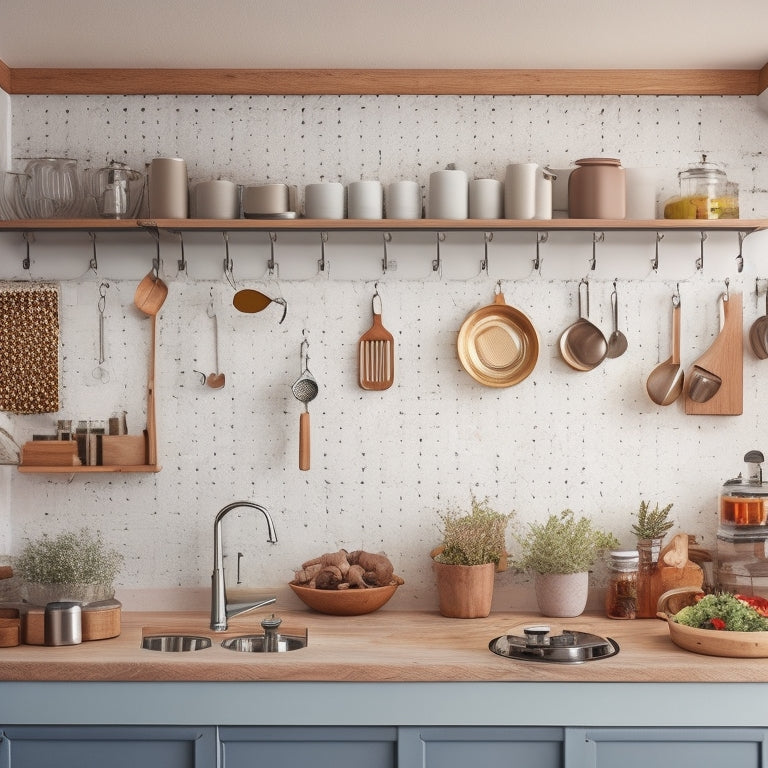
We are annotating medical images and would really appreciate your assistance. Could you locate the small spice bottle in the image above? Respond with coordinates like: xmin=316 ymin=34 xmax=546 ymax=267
xmin=605 ymin=550 xmax=639 ymax=620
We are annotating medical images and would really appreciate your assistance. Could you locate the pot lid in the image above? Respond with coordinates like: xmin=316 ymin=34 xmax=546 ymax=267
xmin=679 ymin=154 xmax=727 ymax=181
xmin=457 ymin=287 xmax=539 ymax=388
xmin=489 ymin=625 xmax=619 ymax=664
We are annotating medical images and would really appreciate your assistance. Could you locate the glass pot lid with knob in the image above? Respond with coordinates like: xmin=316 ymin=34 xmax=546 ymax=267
xmin=720 ymin=450 xmax=768 ymax=529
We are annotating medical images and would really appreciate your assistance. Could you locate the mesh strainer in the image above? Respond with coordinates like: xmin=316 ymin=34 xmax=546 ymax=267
xmin=291 ymin=338 xmax=318 ymax=471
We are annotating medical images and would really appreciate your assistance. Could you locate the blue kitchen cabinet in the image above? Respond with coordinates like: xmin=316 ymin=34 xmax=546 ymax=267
xmin=0 ymin=725 xmax=216 ymax=768
xmin=566 ymin=727 xmax=768 ymax=768
xmin=398 ymin=726 xmax=565 ymax=768
xmin=218 ymin=726 xmax=397 ymax=768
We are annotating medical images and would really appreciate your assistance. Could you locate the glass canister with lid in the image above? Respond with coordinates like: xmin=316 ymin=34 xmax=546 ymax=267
xmin=605 ymin=550 xmax=639 ymax=619
xmin=665 ymin=154 xmax=739 ymax=220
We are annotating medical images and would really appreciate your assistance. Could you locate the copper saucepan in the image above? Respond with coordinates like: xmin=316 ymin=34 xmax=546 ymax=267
xmin=457 ymin=285 xmax=539 ymax=388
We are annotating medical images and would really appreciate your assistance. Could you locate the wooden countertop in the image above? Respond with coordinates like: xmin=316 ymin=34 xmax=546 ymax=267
xmin=0 ymin=609 xmax=765 ymax=683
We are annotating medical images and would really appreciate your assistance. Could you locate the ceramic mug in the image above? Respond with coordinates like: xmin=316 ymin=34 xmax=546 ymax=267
xmin=148 ymin=157 xmax=188 ymax=218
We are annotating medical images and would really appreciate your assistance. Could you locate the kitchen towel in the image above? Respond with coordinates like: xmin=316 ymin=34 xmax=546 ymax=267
xmin=0 ymin=282 xmax=60 ymax=414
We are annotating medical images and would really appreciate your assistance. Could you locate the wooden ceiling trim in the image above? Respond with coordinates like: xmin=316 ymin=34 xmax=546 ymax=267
xmin=0 ymin=60 xmax=10 ymax=94
xmin=5 ymin=67 xmax=762 ymax=96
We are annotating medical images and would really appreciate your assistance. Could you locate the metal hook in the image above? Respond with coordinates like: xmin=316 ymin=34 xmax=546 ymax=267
xmin=382 ymin=232 xmax=392 ymax=273
xmin=724 ymin=277 xmax=730 ymax=302
xmin=534 ymin=232 xmax=548 ymax=273
xmin=433 ymin=232 xmax=445 ymax=272
xmin=89 ymin=231 xmax=98 ymax=273
xmin=652 ymin=232 xmax=664 ymax=272
xmin=268 ymin=232 xmax=277 ymax=276
xmin=696 ymin=231 xmax=708 ymax=271
xmin=372 ymin=281 xmax=383 ymax=314
xmin=319 ymin=231 xmax=328 ymax=272
xmin=590 ymin=232 xmax=604 ymax=271
xmin=22 ymin=231 xmax=33 ymax=270
xmin=175 ymin=230 xmax=186 ymax=273
xmin=737 ymin=231 xmax=746 ymax=273
xmin=222 ymin=232 xmax=236 ymax=289
xmin=480 ymin=232 xmax=493 ymax=272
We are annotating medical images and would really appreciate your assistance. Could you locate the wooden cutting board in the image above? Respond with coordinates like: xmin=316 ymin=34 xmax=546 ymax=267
xmin=685 ymin=291 xmax=742 ymax=415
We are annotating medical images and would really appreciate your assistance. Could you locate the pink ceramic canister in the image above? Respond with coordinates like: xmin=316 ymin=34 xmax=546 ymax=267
xmin=568 ymin=158 xmax=626 ymax=219
xmin=148 ymin=157 xmax=188 ymax=218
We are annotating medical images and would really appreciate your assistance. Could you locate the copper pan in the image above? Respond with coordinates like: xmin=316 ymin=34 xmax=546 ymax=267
xmin=457 ymin=285 xmax=539 ymax=388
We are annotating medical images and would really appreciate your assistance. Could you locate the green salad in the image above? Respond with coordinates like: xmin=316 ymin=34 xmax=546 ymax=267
xmin=674 ymin=593 xmax=768 ymax=632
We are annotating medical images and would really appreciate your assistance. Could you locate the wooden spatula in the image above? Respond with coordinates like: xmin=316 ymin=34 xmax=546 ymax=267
xmin=358 ymin=290 xmax=394 ymax=390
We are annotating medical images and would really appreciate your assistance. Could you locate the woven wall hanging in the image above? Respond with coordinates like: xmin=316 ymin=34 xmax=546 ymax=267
xmin=0 ymin=282 xmax=60 ymax=414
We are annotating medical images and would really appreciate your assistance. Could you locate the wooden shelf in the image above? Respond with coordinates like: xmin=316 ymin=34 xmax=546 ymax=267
xmin=0 ymin=217 xmax=766 ymax=234
xmin=17 ymin=464 xmax=161 ymax=474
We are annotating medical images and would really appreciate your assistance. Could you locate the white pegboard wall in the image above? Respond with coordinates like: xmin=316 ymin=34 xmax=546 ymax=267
xmin=3 ymin=92 xmax=768 ymax=611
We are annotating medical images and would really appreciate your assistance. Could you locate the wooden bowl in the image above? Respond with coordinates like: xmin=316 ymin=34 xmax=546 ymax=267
xmin=658 ymin=587 xmax=768 ymax=658
xmin=289 ymin=581 xmax=400 ymax=615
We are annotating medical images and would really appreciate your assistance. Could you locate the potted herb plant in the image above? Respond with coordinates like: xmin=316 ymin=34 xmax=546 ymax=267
xmin=431 ymin=494 xmax=514 ymax=618
xmin=15 ymin=528 xmax=123 ymax=605
xmin=632 ymin=500 xmax=674 ymax=617
xmin=514 ymin=509 xmax=619 ymax=617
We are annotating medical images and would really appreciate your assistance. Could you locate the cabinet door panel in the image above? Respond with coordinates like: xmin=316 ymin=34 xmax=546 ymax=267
xmin=219 ymin=726 xmax=396 ymax=768
xmin=570 ymin=727 xmax=767 ymax=768
xmin=399 ymin=726 xmax=564 ymax=768
xmin=0 ymin=725 xmax=215 ymax=768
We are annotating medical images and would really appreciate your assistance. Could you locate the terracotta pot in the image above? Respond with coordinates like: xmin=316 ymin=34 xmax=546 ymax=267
xmin=534 ymin=571 xmax=589 ymax=617
xmin=432 ymin=560 xmax=495 ymax=618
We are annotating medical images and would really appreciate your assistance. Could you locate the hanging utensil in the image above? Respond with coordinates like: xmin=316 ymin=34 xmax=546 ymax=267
xmin=291 ymin=337 xmax=319 ymax=471
xmin=133 ymin=242 xmax=167 ymax=468
xmin=646 ymin=292 xmax=684 ymax=406
xmin=206 ymin=297 xmax=225 ymax=389
xmin=749 ymin=287 xmax=768 ymax=360
xmin=358 ymin=287 xmax=394 ymax=391
xmin=606 ymin=280 xmax=628 ymax=359
xmin=92 ymin=281 xmax=110 ymax=382
xmin=559 ymin=279 xmax=607 ymax=371
xmin=232 ymin=288 xmax=287 ymax=324
xmin=684 ymin=288 xmax=743 ymax=415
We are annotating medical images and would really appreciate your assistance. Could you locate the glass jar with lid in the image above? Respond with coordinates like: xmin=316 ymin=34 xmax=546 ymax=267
xmin=605 ymin=550 xmax=639 ymax=619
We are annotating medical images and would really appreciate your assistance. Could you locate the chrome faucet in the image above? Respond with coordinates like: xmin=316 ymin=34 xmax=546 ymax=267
xmin=211 ymin=501 xmax=278 ymax=632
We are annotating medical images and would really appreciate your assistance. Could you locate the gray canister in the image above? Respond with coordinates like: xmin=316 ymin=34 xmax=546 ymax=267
xmin=44 ymin=601 xmax=82 ymax=646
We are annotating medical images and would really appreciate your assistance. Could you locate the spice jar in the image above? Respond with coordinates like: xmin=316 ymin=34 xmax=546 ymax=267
xmin=568 ymin=158 xmax=626 ymax=219
xmin=605 ymin=550 xmax=638 ymax=619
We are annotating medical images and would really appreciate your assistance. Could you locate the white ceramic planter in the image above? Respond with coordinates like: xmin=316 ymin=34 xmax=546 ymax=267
xmin=534 ymin=571 xmax=589 ymax=617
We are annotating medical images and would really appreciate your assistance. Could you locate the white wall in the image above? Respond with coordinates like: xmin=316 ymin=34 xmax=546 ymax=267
xmin=3 ymin=93 xmax=768 ymax=612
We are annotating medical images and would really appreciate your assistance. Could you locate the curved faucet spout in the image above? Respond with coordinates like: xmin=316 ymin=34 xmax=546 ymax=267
xmin=211 ymin=501 xmax=278 ymax=632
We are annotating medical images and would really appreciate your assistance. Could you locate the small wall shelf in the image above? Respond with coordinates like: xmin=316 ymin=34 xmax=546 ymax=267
xmin=17 ymin=464 xmax=161 ymax=474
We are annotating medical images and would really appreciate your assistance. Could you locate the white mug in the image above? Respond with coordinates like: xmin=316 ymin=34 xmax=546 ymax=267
xmin=469 ymin=179 xmax=504 ymax=219
xmin=428 ymin=169 xmax=468 ymax=219
xmin=386 ymin=181 xmax=422 ymax=219
xmin=504 ymin=163 xmax=538 ymax=220
xmin=304 ymin=182 xmax=345 ymax=219
xmin=347 ymin=180 xmax=383 ymax=219
xmin=194 ymin=179 xmax=238 ymax=219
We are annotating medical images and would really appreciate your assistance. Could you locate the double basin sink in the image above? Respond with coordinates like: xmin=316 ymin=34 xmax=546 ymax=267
xmin=141 ymin=614 xmax=308 ymax=653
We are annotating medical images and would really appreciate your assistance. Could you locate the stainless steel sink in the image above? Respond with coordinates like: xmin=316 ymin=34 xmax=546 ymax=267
xmin=221 ymin=632 xmax=307 ymax=652
xmin=142 ymin=634 xmax=212 ymax=652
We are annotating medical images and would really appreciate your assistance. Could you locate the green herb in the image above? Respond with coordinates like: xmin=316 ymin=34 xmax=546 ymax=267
xmin=513 ymin=509 xmax=619 ymax=575
xmin=15 ymin=528 xmax=123 ymax=586
xmin=434 ymin=494 xmax=513 ymax=567
xmin=631 ymin=500 xmax=674 ymax=539
xmin=674 ymin=593 xmax=768 ymax=632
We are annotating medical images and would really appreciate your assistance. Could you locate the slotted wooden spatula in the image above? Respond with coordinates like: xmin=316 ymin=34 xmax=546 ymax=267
xmin=358 ymin=290 xmax=394 ymax=390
